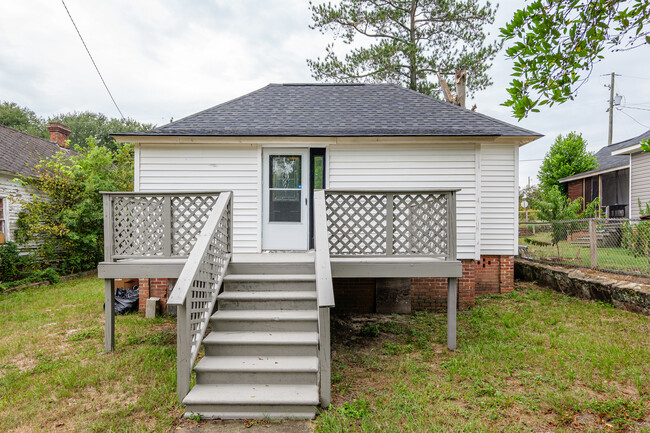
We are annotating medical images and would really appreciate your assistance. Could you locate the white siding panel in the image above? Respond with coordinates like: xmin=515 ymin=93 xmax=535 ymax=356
xmin=328 ymin=143 xmax=477 ymax=259
xmin=631 ymin=152 xmax=650 ymax=219
xmin=0 ymin=173 xmax=34 ymax=243
xmin=481 ymin=144 xmax=517 ymax=255
xmin=138 ymin=143 xmax=260 ymax=253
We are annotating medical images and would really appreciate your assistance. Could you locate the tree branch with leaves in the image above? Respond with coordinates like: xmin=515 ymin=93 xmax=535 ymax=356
xmin=501 ymin=0 xmax=650 ymax=119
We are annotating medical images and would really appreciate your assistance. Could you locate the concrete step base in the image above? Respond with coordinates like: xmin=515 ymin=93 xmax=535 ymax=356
xmin=183 ymin=384 xmax=318 ymax=420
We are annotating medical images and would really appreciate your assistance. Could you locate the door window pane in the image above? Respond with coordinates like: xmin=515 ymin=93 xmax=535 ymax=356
xmin=269 ymin=155 xmax=302 ymax=222
xmin=270 ymin=190 xmax=301 ymax=222
xmin=271 ymin=156 xmax=301 ymax=189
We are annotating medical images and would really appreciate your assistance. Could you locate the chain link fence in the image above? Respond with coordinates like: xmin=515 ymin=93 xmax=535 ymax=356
xmin=518 ymin=218 xmax=650 ymax=277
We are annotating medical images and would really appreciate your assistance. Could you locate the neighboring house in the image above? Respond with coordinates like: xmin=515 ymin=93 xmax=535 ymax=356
xmin=611 ymin=130 xmax=650 ymax=219
xmin=559 ymin=138 xmax=633 ymax=217
xmin=0 ymin=123 xmax=72 ymax=243
xmin=102 ymin=83 xmax=542 ymax=418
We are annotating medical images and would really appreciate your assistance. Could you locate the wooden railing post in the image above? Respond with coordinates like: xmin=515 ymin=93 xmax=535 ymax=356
xmin=104 ymin=278 xmax=115 ymax=353
xmin=447 ymin=277 xmax=458 ymax=350
xmin=386 ymin=193 xmax=394 ymax=255
xmin=177 ymin=302 xmax=191 ymax=402
xmin=103 ymin=193 xmax=113 ymax=262
xmin=163 ymin=195 xmax=172 ymax=256
xmin=447 ymin=191 xmax=457 ymax=260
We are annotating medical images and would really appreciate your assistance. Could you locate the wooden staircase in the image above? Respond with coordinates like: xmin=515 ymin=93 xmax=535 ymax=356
xmin=182 ymin=254 xmax=320 ymax=419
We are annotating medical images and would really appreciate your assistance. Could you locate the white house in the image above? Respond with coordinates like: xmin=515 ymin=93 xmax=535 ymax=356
xmin=103 ymin=83 xmax=542 ymax=418
xmin=611 ymin=130 xmax=650 ymax=218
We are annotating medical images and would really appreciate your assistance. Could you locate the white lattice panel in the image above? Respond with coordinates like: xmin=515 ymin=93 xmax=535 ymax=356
xmin=392 ymin=193 xmax=448 ymax=256
xmin=326 ymin=193 xmax=387 ymax=255
xmin=112 ymin=196 xmax=165 ymax=256
xmin=172 ymin=195 xmax=219 ymax=255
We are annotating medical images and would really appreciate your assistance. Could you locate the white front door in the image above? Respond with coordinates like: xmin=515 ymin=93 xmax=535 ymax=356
xmin=262 ymin=149 xmax=310 ymax=250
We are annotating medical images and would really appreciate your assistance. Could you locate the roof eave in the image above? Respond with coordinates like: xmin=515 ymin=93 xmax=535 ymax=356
xmin=611 ymin=143 xmax=644 ymax=155
xmin=558 ymin=164 xmax=629 ymax=183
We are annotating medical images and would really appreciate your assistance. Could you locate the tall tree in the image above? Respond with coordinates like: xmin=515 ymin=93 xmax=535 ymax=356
xmin=538 ymin=132 xmax=598 ymax=193
xmin=0 ymin=101 xmax=47 ymax=138
xmin=307 ymin=0 xmax=501 ymax=96
xmin=501 ymin=0 xmax=650 ymax=119
xmin=48 ymin=111 xmax=154 ymax=151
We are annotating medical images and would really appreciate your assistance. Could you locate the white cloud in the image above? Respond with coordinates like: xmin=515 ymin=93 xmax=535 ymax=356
xmin=1 ymin=0 xmax=648 ymax=185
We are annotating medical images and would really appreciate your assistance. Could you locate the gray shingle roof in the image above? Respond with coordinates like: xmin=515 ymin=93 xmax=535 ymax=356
xmin=559 ymin=130 xmax=650 ymax=182
xmin=118 ymin=83 xmax=541 ymax=137
xmin=0 ymin=125 xmax=73 ymax=177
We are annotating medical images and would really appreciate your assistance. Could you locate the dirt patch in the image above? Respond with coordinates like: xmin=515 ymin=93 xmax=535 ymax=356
xmin=5 ymin=353 xmax=38 ymax=373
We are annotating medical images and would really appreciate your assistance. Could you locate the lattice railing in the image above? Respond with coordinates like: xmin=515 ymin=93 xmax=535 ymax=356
xmin=325 ymin=190 xmax=457 ymax=258
xmin=102 ymin=192 xmax=222 ymax=260
xmin=167 ymin=192 xmax=233 ymax=402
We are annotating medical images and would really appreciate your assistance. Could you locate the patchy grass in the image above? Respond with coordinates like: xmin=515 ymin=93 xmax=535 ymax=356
xmin=0 ymin=276 xmax=180 ymax=432
xmin=2 ymin=277 xmax=649 ymax=432
xmin=318 ymin=282 xmax=650 ymax=432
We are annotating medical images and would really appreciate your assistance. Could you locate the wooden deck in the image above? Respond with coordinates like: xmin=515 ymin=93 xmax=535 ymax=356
xmin=98 ymin=252 xmax=461 ymax=279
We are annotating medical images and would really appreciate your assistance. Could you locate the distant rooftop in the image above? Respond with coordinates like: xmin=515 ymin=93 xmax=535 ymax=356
xmin=559 ymin=130 xmax=650 ymax=183
xmin=116 ymin=83 xmax=541 ymax=138
xmin=0 ymin=125 xmax=73 ymax=177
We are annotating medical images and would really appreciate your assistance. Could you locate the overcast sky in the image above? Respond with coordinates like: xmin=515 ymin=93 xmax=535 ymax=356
xmin=1 ymin=0 xmax=649 ymax=186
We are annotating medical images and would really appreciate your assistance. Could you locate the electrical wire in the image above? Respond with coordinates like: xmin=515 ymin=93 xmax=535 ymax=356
xmin=619 ymin=74 xmax=650 ymax=81
xmin=618 ymin=109 xmax=650 ymax=128
xmin=61 ymin=0 xmax=125 ymax=119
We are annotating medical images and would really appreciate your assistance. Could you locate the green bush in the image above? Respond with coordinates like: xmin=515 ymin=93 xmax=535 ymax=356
xmin=15 ymin=138 xmax=133 ymax=274
xmin=0 ymin=267 xmax=59 ymax=292
xmin=0 ymin=242 xmax=29 ymax=282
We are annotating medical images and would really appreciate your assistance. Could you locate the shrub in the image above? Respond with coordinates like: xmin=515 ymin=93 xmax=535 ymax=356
xmin=15 ymin=138 xmax=133 ymax=274
xmin=0 ymin=242 xmax=28 ymax=282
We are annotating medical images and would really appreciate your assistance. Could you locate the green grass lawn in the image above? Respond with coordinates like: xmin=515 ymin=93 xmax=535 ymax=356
xmin=1 ymin=277 xmax=648 ymax=432
xmin=0 ymin=276 xmax=181 ymax=432
xmin=320 ymin=282 xmax=650 ymax=432
xmin=520 ymin=232 xmax=650 ymax=275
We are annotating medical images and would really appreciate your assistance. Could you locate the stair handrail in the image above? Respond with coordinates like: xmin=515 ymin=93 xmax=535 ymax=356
xmin=167 ymin=191 xmax=233 ymax=402
xmin=313 ymin=189 xmax=333 ymax=408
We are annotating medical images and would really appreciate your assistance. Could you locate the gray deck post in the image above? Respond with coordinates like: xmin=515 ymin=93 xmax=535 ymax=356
xmin=177 ymin=303 xmax=191 ymax=402
xmin=104 ymin=279 xmax=115 ymax=353
xmin=447 ymin=277 xmax=458 ymax=350
xmin=318 ymin=307 xmax=332 ymax=408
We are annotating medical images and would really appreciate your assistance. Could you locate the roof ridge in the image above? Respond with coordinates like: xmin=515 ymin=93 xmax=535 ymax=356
xmin=0 ymin=124 xmax=58 ymax=147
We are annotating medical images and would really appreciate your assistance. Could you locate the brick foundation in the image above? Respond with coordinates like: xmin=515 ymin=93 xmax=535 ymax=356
xmin=332 ymin=255 xmax=513 ymax=314
xmin=476 ymin=255 xmax=514 ymax=295
xmin=137 ymin=278 xmax=176 ymax=313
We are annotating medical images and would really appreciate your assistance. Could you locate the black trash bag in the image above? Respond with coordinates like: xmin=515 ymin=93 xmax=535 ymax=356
xmin=114 ymin=286 xmax=139 ymax=315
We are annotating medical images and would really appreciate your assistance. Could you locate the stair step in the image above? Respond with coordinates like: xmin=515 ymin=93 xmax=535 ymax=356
xmin=218 ymin=291 xmax=316 ymax=300
xmin=204 ymin=332 xmax=318 ymax=356
xmin=228 ymin=262 xmax=314 ymax=275
xmin=217 ymin=291 xmax=317 ymax=310
xmin=211 ymin=310 xmax=318 ymax=331
xmin=223 ymin=274 xmax=317 ymax=292
xmin=183 ymin=384 xmax=318 ymax=420
xmin=194 ymin=355 xmax=319 ymax=384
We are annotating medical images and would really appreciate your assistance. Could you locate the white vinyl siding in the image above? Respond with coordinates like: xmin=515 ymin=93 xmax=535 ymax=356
xmin=327 ymin=142 xmax=478 ymax=260
xmin=480 ymin=144 xmax=517 ymax=255
xmin=631 ymin=152 xmax=650 ymax=219
xmin=138 ymin=143 xmax=261 ymax=253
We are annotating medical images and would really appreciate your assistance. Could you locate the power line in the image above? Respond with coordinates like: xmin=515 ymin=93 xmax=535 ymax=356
xmin=619 ymin=74 xmax=650 ymax=82
xmin=618 ymin=109 xmax=650 ymax=129
xmin=61 ymin=0 xmax=125 ymax=119
xmin=621 ymin=106 xmax=650 ymax=112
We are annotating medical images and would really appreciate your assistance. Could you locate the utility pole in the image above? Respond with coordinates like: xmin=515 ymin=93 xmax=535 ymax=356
xmin=607 ymin=72 xmax=616 ymax=145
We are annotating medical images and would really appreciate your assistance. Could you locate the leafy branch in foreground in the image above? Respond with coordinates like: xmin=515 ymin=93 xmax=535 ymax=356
xmin=501 ymin=0 xmax=650 ymax=119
